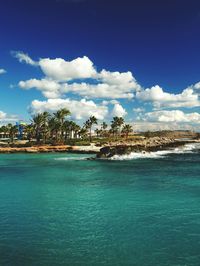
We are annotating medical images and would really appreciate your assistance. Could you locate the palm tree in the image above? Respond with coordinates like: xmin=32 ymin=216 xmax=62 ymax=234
xmin=9 ymin=125 xmax=18 ymax=143
xmin=101 ymin=122 xmax=108 ymax=130
xmin=69 ymin=121 xmax=80 ymax=139
xmin=122 ymin=124 xmax=133 ymax=140
xmin=41 ymin=111 xmax=51 ymax=143
xmin=79 ymin=127 xmax=88 ymax=139
xmin=110 ymin=117 xmax=124 ymax=138
xmin=101 ymin=122 xmax=108 ymax=137
xmin=0 ymin=125 xmax=9 ymax=138
xmin=84 ymin=116 xmax=98 ymax=142
xmin=53 ymin=108 xmax=71 ymax=142
xmin=48 ymin=117 xmax=61 ymax=143
xmin=24 ymin=124 xmax=34 ymax=142
xmin=95 ymin=128 xmax=101 ymax=137
xmin=32 ymin=113 xmax=44 ymax=143
xmin=63 ymin=120 xmax=71 ymax=140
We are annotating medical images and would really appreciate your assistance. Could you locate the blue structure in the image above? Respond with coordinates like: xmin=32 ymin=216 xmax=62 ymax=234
xmin=16 ymin=121 xmax=26 ymax=140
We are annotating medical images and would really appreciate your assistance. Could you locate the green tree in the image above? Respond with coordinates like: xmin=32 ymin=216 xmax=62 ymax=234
xmin=69 ymin=121 xmax=80 ymax=139
xmin=79 ymin=127 xmax=88 ymax=139
xmin=32 ymin=113 xmax=44 ymax=143
xmin=48 ymin=117 xmax=61 ymax=143
xmin=9 ymin=125 xmax=18 ymax=143
xmin=110 ymin=117 xmax=124 ymax=138
xmin=122 ymin=124 xmax=133 ymax=140
xmin=53 ymin=108 xmax=71 ymax=142
xmin=101 ymin=122 xmax=108 ymax=137
xmin=84 ymin=116 xmax=98 ymax=142
xmin=24 ymin=124 xmax=34 ymax=142
xmin=0 ymin=125 xmax=9 ymax=138
xmin=41 ymin=111 xmax=51 ymax=143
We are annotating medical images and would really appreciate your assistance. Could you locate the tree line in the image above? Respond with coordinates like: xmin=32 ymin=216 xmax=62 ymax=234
xmin=0 ymin=108 xmax=133 ymax=144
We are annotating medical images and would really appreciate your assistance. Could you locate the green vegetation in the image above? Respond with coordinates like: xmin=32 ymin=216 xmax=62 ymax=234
xmin=0 ymin=108 xmax=134 ymax=145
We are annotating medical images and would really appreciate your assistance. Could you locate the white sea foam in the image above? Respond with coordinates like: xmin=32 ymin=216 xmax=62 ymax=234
xmin=55 ymin=156 xmax=89 ymax=161
xmin=110 ymin=143 xmax=200 ymax=161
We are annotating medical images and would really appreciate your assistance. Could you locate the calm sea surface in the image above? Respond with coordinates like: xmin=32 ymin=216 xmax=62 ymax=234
xmin=0 ymin=148 xmax=200 ymax=265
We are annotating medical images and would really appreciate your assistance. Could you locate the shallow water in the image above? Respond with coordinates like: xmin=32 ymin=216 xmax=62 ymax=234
xmin=0 ymin=148 xmax=200 ymax=265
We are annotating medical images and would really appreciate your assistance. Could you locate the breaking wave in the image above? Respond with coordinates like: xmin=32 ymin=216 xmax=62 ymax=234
xmin=110 ymin=143 xmax=200 ymax=161
xmin=55 ymin=156 xmax=90 ymax=161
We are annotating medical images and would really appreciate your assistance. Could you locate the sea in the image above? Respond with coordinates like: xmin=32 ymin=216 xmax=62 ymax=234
xmin=0 ymin=143 xmax=200 ymax=265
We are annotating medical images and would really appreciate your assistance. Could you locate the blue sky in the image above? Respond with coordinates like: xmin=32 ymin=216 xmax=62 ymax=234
xmin=1 ymin=0 xmax=200 ymax=130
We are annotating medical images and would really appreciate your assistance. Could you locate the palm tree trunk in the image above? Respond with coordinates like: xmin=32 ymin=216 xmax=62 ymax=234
xmin=90 ymin=127 xmax=92 ymax=142
xmin=36 ymin=129 xmax=40 ymax=143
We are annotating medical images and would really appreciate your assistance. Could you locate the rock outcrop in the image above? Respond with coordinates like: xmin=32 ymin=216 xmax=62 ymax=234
xmin=96 ymin=139 xmax=192 ymax=159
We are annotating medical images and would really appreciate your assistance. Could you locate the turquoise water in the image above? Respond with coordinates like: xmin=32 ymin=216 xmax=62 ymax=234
xmin=0 ymin=150 xmax=200 ymax=265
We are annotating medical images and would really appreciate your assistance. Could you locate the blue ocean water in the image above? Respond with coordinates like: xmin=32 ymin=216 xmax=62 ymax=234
xmin=0 ymin=147 xmax=200 ymax=266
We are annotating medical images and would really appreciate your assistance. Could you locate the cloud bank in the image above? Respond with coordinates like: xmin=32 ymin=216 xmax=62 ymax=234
xmin=0 ymin=110 xmax=18 ymax=124
xmin=13 ymin=51 xmax=200 ymax=130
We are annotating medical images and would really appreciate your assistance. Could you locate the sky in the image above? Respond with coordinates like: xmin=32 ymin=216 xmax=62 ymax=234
xmin=1 ymin=0 xmax=200 ymax=130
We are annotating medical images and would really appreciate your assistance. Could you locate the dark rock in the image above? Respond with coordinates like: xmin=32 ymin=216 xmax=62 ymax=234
xmin=96 ymin=140 xmax=191 ymax=159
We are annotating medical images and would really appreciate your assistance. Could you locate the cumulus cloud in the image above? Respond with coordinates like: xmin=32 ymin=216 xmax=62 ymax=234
xmin=0 ymin=69 xmax=6 ymax=75
xmin=136 ymin=85 xmax=200 ymax=109
xmin=142 ymin=110 xmax=200 ymax=124
xmin=193 ymin=82 xmax=200 ymax=90
xmin=16 ymin=52 xmax=141 ymax=99
xmin=133 ymin=121 xmax=196 ymax=132
xmin=0 ymin=110 xmax=18 ymax=124
xmin=19 ymin=79 xmax=137 ymax=99
xmin=14 ymin=51 xmax=200 ymax=129
xmin=111 ymin=103 xmax=127 ymax=117
xmin=39 ymin=56 xmax=97 ymax=81
xmin=19 ymin=78 xmax=65 ymax=98
xmin=30 ymin=98 xmax=108 ymax=120
xmin=98 ymin=69 xmax=140 ymax=89
xmin=13 ymin=51 xmax=96 ymax=80
xmin=65 ymin=82 xmax=136 ymax=99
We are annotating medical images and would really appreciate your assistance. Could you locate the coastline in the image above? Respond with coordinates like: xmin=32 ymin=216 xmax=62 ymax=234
xmin=0 ymin=137 xmax=199 ymax=156
xmin=0 ymin=144 xmax=101 ymax=154
xmin=97 ymin=137 xmax=200 ymax=158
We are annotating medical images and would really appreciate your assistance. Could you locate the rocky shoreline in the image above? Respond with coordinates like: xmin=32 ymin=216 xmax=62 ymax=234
xmin=96 ymin=138 xmax=199 ymax=159
xmin=0 ymin=137 xmax=199 ymax=157
xmin=0 ymin=145 xmax=100 ymax=154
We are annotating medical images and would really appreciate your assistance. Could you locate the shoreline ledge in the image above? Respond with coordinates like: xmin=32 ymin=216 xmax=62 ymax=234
xmin=0 ymin=137 xmax=199 ymax=156
xmin=0 ymin=145 xmax=101 ymax=154
xmin=96 ymin=138 xmax=200 ymax=159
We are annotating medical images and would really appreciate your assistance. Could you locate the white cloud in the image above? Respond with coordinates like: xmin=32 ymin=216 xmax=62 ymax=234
xmin=98 ymin=69 xmax=141 ymax=90
xmin=142 ymin=110 xmax=200 ymax=124
xmin=19 ymin=78 xmax=65 ymax=98
xmin=0 ymin=69 xmax=6 ymax=74
xmin=133 ymin=121 xmax=197 ymax=132
xmin=0 ymin=111 xmax=6 ymax=119
xmin=12 ymin=51 xmax=38 ymax=66
xmin=14 ymin=51 xmax=200 ymax=129
xmin=136 ymin=85 xmax=200 ymax=108
xmin=133 ymin=107 xmax=145 ymax=113
xmin=14 ymin=52 xmax=96 ymax=81
xmin=61 ymin=82 xmax=135 ymax=99
xmin=102 ymin=100 xmax=120 ymax=106
xmin=19 ymin=78 xmax=137 ymax=100
xmin=39 ymin=56 xmax=97 ymax=81
xmin=193 ymin=82 xmax=200 ymax=90
xmin=111 ymin=103 xmax=127 ymax=117
xmin=109 ymin=99 xmax=120 ymax=105
xmin=30 ymin=98 xmax=108 ymax=120
xmin=16 ymin=52 xmax=141 ymax=99
xmin=0 ymin=110 xmax=18 ymax=124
